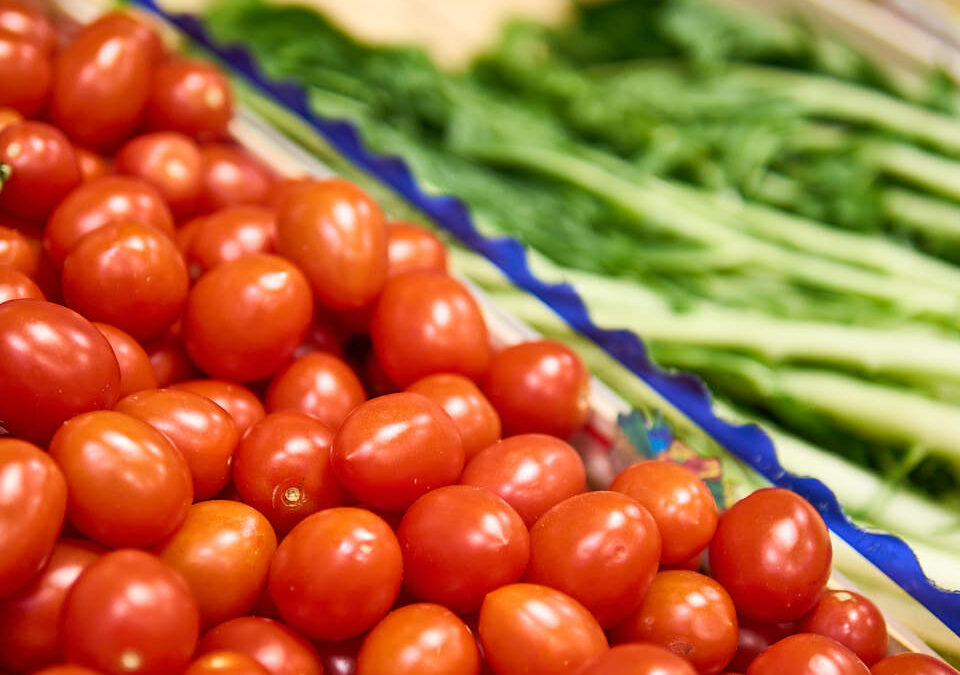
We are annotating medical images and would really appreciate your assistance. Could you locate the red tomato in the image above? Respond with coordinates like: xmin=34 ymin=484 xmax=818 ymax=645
xmin=50 ymin=12 xmax=156 ymax=151
xmin=871 ymin=654 xmax=960 ymax=675
xmin=0 ymin=122 xmax=81 ymax=224
xmin=184 ymin=652 xmax=271 ymax=675
xmin=385 ymin=221 xmax=447 ymax=278
xmin=356 ymin=603 xmax=480 ymax=675
xmin=60 ymin=550 xmax=200 ymax=675
xmin=0 ymin=1 xmax=56 ymax=54
xmin=143 ymin=327 xmax=200 ymax=387
xmin=709 ymin=489 xmax=832 ymax=624
xmin=275 ymin=178 xmax=386 ymax=310
xmin=93 ymin=322 xmax=158 ymax=398
xmin=197 ymin=617 xmax=323 ymax=675
xmin=89 ymin=11 xmax=165 ymax=65
xmin=315 ymin=637 xmax=363 ymax=675
xmin=45 ymin=176 xmax=175 ymax=268
xmin=0 ymin=266 xmax=42 ymax=303
xmin=371 ymin=271 xmax=491 ymax=386
xmin=526 ymin=491 xmax=660 ymax=628
xmin=197 ymin=144 xmax=274 ymax=213
xmin=268 ymin=507 xmax=403 ymax=641
xmin=176 ymin=214 xmax=206 ymax=253
xmin=293 ymin=313 xmax=345 ymax=358
xmin=460 ymin=433 xmax=585 ymax=526
xmin=483 ymin=339 xmax=589 ymax=439
xmin=48 ymin=410 xmax=193 ymax=548
xmin=478 ymin=583 xmax=608 ymax=675
xmin=61 ymin=222 xmax=188 ymax=340
xmin=405 ymin=373 xmax=501 ymax=460
xmin=0 ymin=440 xmax=66 ymax=599
xmin=398 ymin=485 xmax=529 ymax=613
xmin=578 ymin=644 xmax=698 ymax=675
xmin=170 ymin=379 xmax=265 ymax=436
xmin=0 ymin=35 xmax=50 ymax=117
xmin=725 ymin=619 xmax=795 ymax=673
xmin=74 ymin=147 xmax=110 ymax=183
xmin=115 ymin=388 xmax=240 ymax=500
xmin=155 ymin=500 xmax=277 ymax=629
xmin=0 ymin=539 xmax=101 ymax=673
xmin=31 ymin=667 xmax=105 ymax=675
xmin=186 ymin=205 xmax=276 ymax=279
xmin=265 ymin=352 xmax=366 ymax=429
xmin=611 ymin=571 xmax=738 ymax=674
xmin=264 ymin=177 xmax=313 ymax=212
xmin=331 ymin=392 xmax=465 ymax=511
xmin=0 ymin=300 xmax=120 ymax=442
xmin=0 ymin=224 xmax=35 ymax=275
xmin=609 ymin=459 xmax=718 ymax=565
xmin=184 ymin=254 xmax=313 ymax=381
xmin=147 ymin=58 xmax=233 ymax=142
xmin=799 ymin=591 xmax=888 ymax=666
xmin=0 ymin=106 xmax=22 ymax=133
xmin=746 ymin=634 xmax=869 ymax=675
xmin=115 ymin=132 xmax=203 ymax=218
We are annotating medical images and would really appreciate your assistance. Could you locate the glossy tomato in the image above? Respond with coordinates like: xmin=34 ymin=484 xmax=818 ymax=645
xmin=93 ymin=323 xmax=158 ymax=398
xmin=0 ymin=122 xmax=81 ymax=223
xmin=871 ymin=654 xmax=960 ymax=675
xmin=0 ymin=440 xmax=66 ymax=599
xmin=143 ymin=326 xmax=200 ymax=387
xmin=0 ymin=106 xmax=22 ymax=133
xmin=268 ymin=507 xmax=403 ymax=641
xmin=460 ymin=433 xmax=585 ymax=526
xmin=725 ymin=618 xmax=795 ymax=673
xmin=48 ymin=410 xmax=192 ymax=548
xmin=405 ymin=373 xmax=501 ymax=460
xmin=578 ymin=644 xmax=698 ymax=675
xmin=197 ymin=144 xmax=273 ymax=213
xmin=0 ymin=300 xmax=120 ymax=442
xmin=115 ymin=132 xmax=203 ymax=218
xmin=356 ymin=603 xmax=480 ymax=675
xmin=0 ymin=1 xmax=56 ymax=53
xmin=147 ymin=58 xmax=233 ymax=141
xmin=331 ymin=392 xmax=465 ymax=511
xmin=746 ymin=634 xmax=869 ymax=675
xmin=184 ymin=254 xmax=312 ymax=381
xmin=170 ymin=379 xmax=265 ymax=436
xmin=265 ymin=351 xmax=366 ymax=429
xmin=0 ymin=267 xmax=43 ymax=303
xmin=709 ymin=489 xmax=832 ymax=623
xmin=60 ymin=550 xmax=200 ymax=675
xmin=478 ymin=583 xmax=607 ymax=675
xmin=185 ymin=205 xmax=276 ymax=278
xmin=197 ymin=617 xmax=323 ymax=675
xmin=385 ymin=221 xmax=447 ymax=278
xmin=74 ymin=147 xmax=109 ymax=183
xmin=0 ymin=225 xmax=36 ymax=275
xmin=799 ymin=590 xmax=888 ymax=666
xmin=0 ymin=35 xmax=50 ymax=117
xmin=90 ymin=10 xmax=165 ymax=65
xmin=31 ymin=666 xmax=105 ymax=675
xmin=184 ymin=652 xmax=271 ymax=675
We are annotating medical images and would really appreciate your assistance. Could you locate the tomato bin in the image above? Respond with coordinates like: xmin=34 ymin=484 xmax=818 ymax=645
xmin=0 ymin=0 xmax=957 ymax=673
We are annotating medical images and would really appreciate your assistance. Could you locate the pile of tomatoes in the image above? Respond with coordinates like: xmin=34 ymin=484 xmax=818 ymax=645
xmin=0 ymin=2 xmax=956 ymax=675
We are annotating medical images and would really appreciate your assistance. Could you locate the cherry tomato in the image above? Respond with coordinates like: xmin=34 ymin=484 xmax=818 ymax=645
xmin=871 ymin=654 xmax=960 ymax=675
xmin=725 ymin=619 xmax=795 ymax=673
xmin=269 ymin=507 xmax=403 ymax=641
xmin=293 ymin=313 xmax=345 ymax=358
xmin=48 ymin=410 xmax=193 ymax=548
xmin=356 ymin=603 xmax=480 ymax=675
xmin=184 ymin=254 xmax=313 ymax=381
xmin=61 ymin=222 xmax=188 ymax=340
xmin=709 ymin=488 xmax=832 ymax=624
xmin=232 ymin=411 xmax=344 ymax=534
xmin=385 ymin=221 xmax=447 ymax=278
xmin=50 ymin=12 xmax=156 ymax=151
xmin=0 ymin=300 xmax=120 ymax=442
xmin=578 ymin=644 xmax=698 ymax=675
xmin=0 ymin=440 xmax=66 ymax=599
xmin=45 ymin=176 xmax=175 ymax=268
xmin=0 ymin=224 xmax=35 ymax=275
xmin=0 ymin=35 xmax=50 ymax=117
xmin=155 ymin=500 xmax=277 ymax=629
xmin=331 ymin=392 xmax=465 ymax=511
xmin=799 ymin=591 xmax=888 ymax=666
xmin=264 ymin=177 xmax=313 ymax=212
xmin=142 ymin=323 xmax=199 ymax=387
xmin=115 ymin=132 xmax=203 ymax=218
xmin=746 ymin=634 xmax=869 ymax=675
xmin=0 ymin=122 xmax=81 ymax=224
xmin=186 ymin=205 xmax=276 ymax=278
xmin=61 ymin=549 xmax=200 ymax=675
xmin=184 ymin=652 xmax=271 ymax=675
xmin=0 ymin=1 xmax=56 ymax=54
xmin=0 ymin=266 xmax=42 ymax=303
xmin=197 ymin=617 xmax=323 ymax=675
xmin=611 ymin=571 xmax=738 ymax=674
xmin=478 ymin=583 xmax=608 ymax=675
xmin=406 ymin=373 xmax=501 ymax=460
xmin=460 ymin=433 xmax=585 ymax=526
xmin=170 ymin=379 xmax=265 ymax=436
xmin=315 ymin=637 xmax=363 ymax=675
xmin=197 ymin=144 xmax=273 ymax=213
xmin=483 ymin=339 xmax=589 ymax=439
xmin=115 ymin=388 xmax=240 ymax=500
xmin=88 ymin=11 xmax=165 ymax=65
xmin=75 ymin=147 xmax=110 ymax=183
xmin=147 ymin=58 xmax=233 ymax=142
xmin=609 ymin=459 xmax=718 ymax=565
xmin=371 ymin=271 xmax=491 ymax=386
xmin=398 ymin=485 xmax=529 ymax=613
xmin=0 ymin=539 xmax=101 ymax=673
xmin=0 ymin=106 xmax=22 ymax=133
xmin=93 ymin=322 xmax=158 ymax=398
xmin=32 ymin=667 xmax=105 ymax=675
xmin=175 ymin=214 xmax=206 ymax=253
xmin=265 ymin=352 xmax=366 ymax=429
xmin=276 ymin=178 xmax=387 ymax=310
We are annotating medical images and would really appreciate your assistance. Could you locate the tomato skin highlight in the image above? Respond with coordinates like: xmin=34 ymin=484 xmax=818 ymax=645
xmin=798 ymin=590 xmax=888 ymax=666
xmin=406 ymin=373 xmax=501 ymax=460
xmin=186 ymin=205 xmax=276 ymax=278
xmin=147 ymin=58 xmax=233 ymax=142
xmin=265 ymin=351 xmax=366 ymax=430
xmin=197 ymin=617 xmax=323 ymax=675
xmin=0 ymin=1 xmax=56 ymax=54
xmin=93 ymin=322 xmax=158 ymax=398
xmin=197 ymin=144 xmax=274 ymax=213
xmin=870 ymin=654 xmax=960 ymax=675
xmin=578 ymin=644 xmax=698 ymax=675
xmin=0 ymin=266 xmax=43 ymax=304
xmin=0 ymin=121 xmax=81 ymax=224
xmin=115 ymin=131 xmax=203 ymax=218
xmin=170 ymin=379 xmax=265 ymax=436
xmin=184 ymin=651 xmax=271 ymax=675
xmin=0 ymin=35 xmax=51 ymax=117
xmin=0 ymin=224 xmax=36 ymax=276
xmin=385 ymin=221 xmax=447 ymax=278
xmin=746 ymin=633 xmax=869 ymax=675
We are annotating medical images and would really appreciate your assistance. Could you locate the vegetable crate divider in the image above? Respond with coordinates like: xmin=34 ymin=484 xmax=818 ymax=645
xmin=50 ymin=0 xmax=960 ymax=660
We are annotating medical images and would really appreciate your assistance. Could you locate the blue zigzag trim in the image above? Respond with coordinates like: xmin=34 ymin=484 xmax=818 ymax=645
xmin=131 ymin=0 xmax=960 ymax=634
